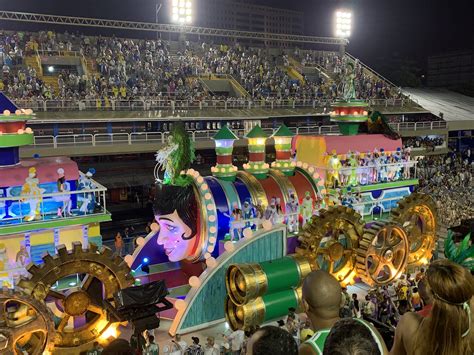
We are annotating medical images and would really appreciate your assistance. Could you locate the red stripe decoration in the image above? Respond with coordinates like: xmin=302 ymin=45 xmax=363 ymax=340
xmin=0 ymin=121 xmax=26 ymax=133
xmin=276 ymin=151 xmax=291 ymax=160
xmin=217 ymin=155 xmax=232 ymax=165
xmin=249 ymin=152 xmax=265 ymax=162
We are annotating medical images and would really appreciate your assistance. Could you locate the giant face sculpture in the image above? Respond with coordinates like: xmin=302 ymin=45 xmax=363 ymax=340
xmin=156 ymin=210 xmax=194 ymax=262
xmin=154 ymin=183 xmax=199 ymax=262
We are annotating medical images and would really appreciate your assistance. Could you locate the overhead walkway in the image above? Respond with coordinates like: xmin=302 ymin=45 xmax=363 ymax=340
xmin=402 ymin=88 xmax=474 ymax=130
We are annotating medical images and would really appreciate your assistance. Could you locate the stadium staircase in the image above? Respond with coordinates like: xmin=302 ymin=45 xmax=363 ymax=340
xmin=285 ymin=56 xmax=305 ymax=83
xmin=23 ymin=54 xmax=43 ymax=78
xmin=228 ymin=75 xmax=249 ymax=98
xmin=42 ymin=75 xmax=60 ymax=95
xmin=83 ymin=57 xmax=98 ymax=78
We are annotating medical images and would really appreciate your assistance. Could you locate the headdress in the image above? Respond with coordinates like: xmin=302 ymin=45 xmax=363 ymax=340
xmin=154 ymin=123 xmax=195 ymax=187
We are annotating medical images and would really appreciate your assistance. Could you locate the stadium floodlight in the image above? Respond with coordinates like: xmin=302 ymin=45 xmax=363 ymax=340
xmin=335 ymin=10 xmax=352 ymax=38
xmin=171 ymin=0 xmax=192 ymax=24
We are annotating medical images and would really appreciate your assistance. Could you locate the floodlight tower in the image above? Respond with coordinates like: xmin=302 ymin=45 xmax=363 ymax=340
xmin=334 ymin=8 xmax=352 ymax=56
xmin=171 ymin=0 xmax=193 ymax=24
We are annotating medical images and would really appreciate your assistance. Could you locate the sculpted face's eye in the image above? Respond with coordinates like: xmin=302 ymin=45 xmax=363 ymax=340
xmin=166 ymin=224 xmax=178 ymax=233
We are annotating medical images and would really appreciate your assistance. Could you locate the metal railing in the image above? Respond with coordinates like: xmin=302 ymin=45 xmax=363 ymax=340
xmin=0 ymin=173 xmax=108 ymax=226
xmin=388 ymin=121 xmax=448 ymax=131
xmin=11 ymin=97 xmax=417 ymax=112
xmin=30 ymin=126 xmax=340 ymax=149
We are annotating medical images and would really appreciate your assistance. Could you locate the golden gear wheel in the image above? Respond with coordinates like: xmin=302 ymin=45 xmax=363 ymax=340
xmin=0 ymin=287 xmax=55 ymax=355
xmin=356 ymin=221 xmax=409 ymax=286
xmin=390 ymin=193 xmax=437 ymax=267
xmin=17 ymin=242 xmax=134 ymax=352
xmin=296 ymin=206 xmax=365 ymax=285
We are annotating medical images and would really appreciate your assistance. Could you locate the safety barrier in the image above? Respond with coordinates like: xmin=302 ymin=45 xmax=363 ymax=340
xmin=11 ymin=97 xmax=417 ymax=112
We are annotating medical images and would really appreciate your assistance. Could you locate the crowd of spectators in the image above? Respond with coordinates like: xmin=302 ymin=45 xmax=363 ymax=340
xmin=417 ymin=149 xmax=473 ymax=226
xmin=1 ymin=29 xmax=404 ymax=107
xmin=85 ymin=260 xmax=473 ymax=355
xmin=403 ymin=136 xmax=445 ymax=151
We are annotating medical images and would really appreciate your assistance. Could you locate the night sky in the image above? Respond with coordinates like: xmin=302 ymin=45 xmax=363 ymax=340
xmin=1 ymin=0 xmax=473 ymax=74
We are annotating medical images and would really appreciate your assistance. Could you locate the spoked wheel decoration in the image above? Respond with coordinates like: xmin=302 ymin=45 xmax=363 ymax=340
xmin=296 ymin=206 xmax=364 ymax=285
xmin=357 ymin=221 xmax=409 ymax=286
xmin=0 ymin=287 xmax=55 ymax=355
xmin=390 ymin=193 xmax=437 ymax=267
xmin=17 ymin=242 xmax=134 ymax=351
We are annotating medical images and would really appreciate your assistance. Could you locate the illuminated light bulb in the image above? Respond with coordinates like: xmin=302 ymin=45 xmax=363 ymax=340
xmin=25 ymin=127 xmax=33 ymax=134
xmin=302 ymin=163 xmax=309 ymax=169
xmin=205 ymin=193 xmax=212 ymax=200
xmin=3 ymin=110 xmax=10 ymax=116
xmin=340 ymin=111 xmax=346 ymax=115
xmin=189 ymin=276 xmax=201 ymax=288
xmin=15 ymin=110 xmax=21 ymax=115
xmin=284 ymin=163 xmax=289 ymax=168
xmin=204 ymin=252 xmax=211 ymax=259
xmin=308 ymin=167 xmax=315 ymax=174
xmin=291 ymin=161 xmax=296 ymax=167
xmin=209 ymin=236 xmax=216 ymax=243
xmin=209 ymin=226 xmax=217 ymax=234
xmin=262 ymin=220 xmax=273 ymax=231
xmin=220 ymin=167 xmax=227 ymax=173
xmin=150 ymin=223 xmax=159 ymax=232
xmin=296 ymin=161 xmax=303 ymax=167
xmin=207 ymin=204 xmax=213 ymax=211
xmin=136 ymin=237 xmax=146 ymax=246
xmin=174 ymin=299 xmax=187 ymax=311
xmin=233 ymin=166 xmax=238 ymax=171
xmin=124 ymin=255 xmax=133 ymax=266
xmin=363 ymin=111 xmax=368 ymax=115
xmin=243 ymin=229 xmax=253 ymax=239
xmin=207 ymin=245 xmax=214 ymax=252
xmin=25 ymin=109 xmax=33 ymax=115
xmin=313 ymin=173 xmax=319 ymax=179
xmin=17 ymin=129 xmax=24 ymax=134
xmin=206 ymin=257 xmax=217 ymax=268
xmin=197 ymin=176 xmax=204 ymax=184
xmin=208 ymin=215 xmax=216 ymax=222
xmin=201 ymin=184 xmax=209 ymax=191
xmin=224 ymin=241 xmax=235 ymax=252
xmin=211 ymin=167 xmax=216 ymax=173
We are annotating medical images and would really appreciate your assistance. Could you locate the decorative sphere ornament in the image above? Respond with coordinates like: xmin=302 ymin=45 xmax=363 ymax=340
xmin=224 ymin=241 xmax=235 ymax=252
xmin=243 ymin=229 xmax=253 ymax=239
xmin=262 ymin=220 xmax=273 ymax=231
xmin=189 ymin=276 xmax=201 ymax=288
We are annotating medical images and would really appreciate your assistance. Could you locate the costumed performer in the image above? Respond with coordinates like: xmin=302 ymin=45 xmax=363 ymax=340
xmin=55 ymin=168 xmax=72 ymax=217
xmin=327 ymin=150 xmax=342 ymax=188
xmin=300 ymin=191 xmax=314 ymax=226
xmin=78 ymin=168 xmax=97 ymax=213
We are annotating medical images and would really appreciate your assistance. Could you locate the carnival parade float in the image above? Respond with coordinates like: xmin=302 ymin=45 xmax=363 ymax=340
xmin=0 ymin=94 xmax=125 ymax=354
xmin=0 ymin=88 xmax=442 ymax=354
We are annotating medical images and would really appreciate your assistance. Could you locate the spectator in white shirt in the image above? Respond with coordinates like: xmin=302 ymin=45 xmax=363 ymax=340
xmin=227 ymin=329 xmax=245 ymax=355
xmin=203 ymin=336 xmax=220 ymax=355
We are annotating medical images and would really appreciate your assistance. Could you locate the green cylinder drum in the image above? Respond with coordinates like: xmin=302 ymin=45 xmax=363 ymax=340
xmin=226 ymin=254 xmax=312 ymax=305
xmin=225 ymin=288 xmax=302 ymax=330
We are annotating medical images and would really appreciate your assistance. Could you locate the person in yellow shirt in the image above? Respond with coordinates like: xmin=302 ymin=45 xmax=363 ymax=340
xmin=120 ymin=86 xmax=127 ymax=99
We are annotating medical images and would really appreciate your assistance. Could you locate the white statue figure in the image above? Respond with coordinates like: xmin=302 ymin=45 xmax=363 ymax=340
xmin=20 ymin=167 xmax=44 ymax=221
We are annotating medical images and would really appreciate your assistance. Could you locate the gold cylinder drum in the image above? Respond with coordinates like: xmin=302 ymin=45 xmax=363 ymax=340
xmin=226 ymin=263 xmax=268 ymax=306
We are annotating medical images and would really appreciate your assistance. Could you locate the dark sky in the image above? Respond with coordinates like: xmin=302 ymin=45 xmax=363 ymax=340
xmin=1 ymin=0 xmax=473 ymax=71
